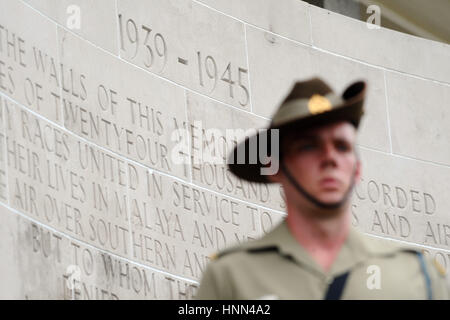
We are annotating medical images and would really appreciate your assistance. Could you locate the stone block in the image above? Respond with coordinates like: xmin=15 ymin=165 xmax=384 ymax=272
xmin=58 ymin=28 xmax=189 ymax=180
xmin=386 ymin=71 xmax=450 ymax=165
xmin=309 ymin=5 xmax=450 ymax=83
xmin=197 ymin=0 xmax=311 ymax=44
xmin=0 ymin=0 xmax=61 ymax=122
xmin=24 ymin=0 xmax=118 ymax=54
xmin=117 ymin=0 xmax=250 ymax=110
xmin=246 ymin=26 xmax=314 ymax=118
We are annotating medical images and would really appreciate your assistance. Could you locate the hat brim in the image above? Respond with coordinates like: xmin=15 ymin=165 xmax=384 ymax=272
xmin=227 ymin=80 xmax=366 ymax=183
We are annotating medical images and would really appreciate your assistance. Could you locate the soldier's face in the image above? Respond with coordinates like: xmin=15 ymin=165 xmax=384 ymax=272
xmin=275 ymin=121 xmax=361 ymax=209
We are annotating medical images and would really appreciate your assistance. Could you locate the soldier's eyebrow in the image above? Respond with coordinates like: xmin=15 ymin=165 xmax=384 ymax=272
xmin=332 ymin=135 xmax=353 ymax=144
xmin=291 ymin=135 xmax=353 ymax=147
xmin=332 ymin=137 xmax=355 ymax=152
xmin=290 ymin=133 xmax=318 ymax=141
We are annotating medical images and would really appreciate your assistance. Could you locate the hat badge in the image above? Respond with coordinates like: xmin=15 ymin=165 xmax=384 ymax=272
xmin=308 ymin=94 xmax=332 ymax=114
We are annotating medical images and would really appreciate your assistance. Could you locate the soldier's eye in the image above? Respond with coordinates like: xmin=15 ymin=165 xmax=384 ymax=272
xmin=336 ymin=142 xmax=351 ymax=152
xmin=296 ymin=143 xmax=316 ymax=151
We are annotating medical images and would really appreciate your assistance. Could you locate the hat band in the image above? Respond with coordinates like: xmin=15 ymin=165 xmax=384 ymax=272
xmin=272 ymin=92 xmax=344 ymax=127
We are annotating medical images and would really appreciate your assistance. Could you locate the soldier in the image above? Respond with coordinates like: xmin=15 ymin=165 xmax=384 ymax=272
xmin=196 ymin=77 xmax=449 ymax=300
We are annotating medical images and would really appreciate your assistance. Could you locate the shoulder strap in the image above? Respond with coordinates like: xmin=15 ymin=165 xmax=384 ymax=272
xmin=400 ymin=249 xmax=433 ymax=300
xmin=324 ymin=271 xmax=351 ymax=300
xmin=417 ymin=251 xmax=433 ymax=300
xmin=214 ymin=245 xmax=279 ymax=260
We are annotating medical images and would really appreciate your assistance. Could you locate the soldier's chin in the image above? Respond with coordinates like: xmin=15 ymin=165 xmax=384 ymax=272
xmin=316 ymin=194 xmax=349 ymax=211
xmin=317 ymin=192 xmax=344 ymax=204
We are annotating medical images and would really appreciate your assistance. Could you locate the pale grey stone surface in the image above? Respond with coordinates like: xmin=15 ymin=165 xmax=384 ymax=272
xmin=352 ymin=147 xmax=450 ymax=251
xmin=197 ymin=0 xmax=311 ymax=44
xmin=246 ymin=26 xmax=315 ymax=118
xmin=0 ymin=96 xmax=9 ymax=202
xmin=118 ymin=0 xmax=251 ymax=110
xmin=5 ymin=99 xmax=132 ymax=257
xmin=0 ymin=0 xmax=61 ymax=122
xmin=24 ymin=0 xmax=118 ymax=54
xmin=0 ymin=207 xmax=23 ymax=299
xmin=386 ymin=71 xmax=450 ymax=165
xmin=58 ymin=27 xmax=189 ymax=180
xmin=309 ymin=4 xmax=450 ymax=83
xmin=0 ymin=205 xmax=198 ymax=299
xmin=0 ymin=0 xmax=449 ymax=300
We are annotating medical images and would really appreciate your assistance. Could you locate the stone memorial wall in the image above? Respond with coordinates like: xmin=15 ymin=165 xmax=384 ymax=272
xmin=0 ymin=0 xmax=449 ymax=299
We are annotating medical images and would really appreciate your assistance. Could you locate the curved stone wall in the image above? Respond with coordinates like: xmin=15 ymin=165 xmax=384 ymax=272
xmin=0 ymin=0 xmax=449 ymax=299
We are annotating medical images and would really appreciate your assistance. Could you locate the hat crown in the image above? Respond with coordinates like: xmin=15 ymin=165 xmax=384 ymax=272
xmin=282 ymin=78 xmax=334 ymax=105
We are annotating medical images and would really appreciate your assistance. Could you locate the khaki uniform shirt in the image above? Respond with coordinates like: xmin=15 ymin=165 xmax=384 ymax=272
xmin=196 ymin=220 xmax=449 ymax=300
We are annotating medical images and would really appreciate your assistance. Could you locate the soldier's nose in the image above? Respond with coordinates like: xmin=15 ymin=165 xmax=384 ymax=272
xmin=321 ymin=144 xmax=338 ymax=166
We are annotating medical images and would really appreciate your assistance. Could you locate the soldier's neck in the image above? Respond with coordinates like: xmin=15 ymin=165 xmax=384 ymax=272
xmin=286 ymin=205 xmax=351 ymax=272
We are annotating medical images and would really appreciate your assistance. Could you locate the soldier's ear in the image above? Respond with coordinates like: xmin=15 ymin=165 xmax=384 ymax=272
xmin=354 ymin=158 xmax=362 ymax=184
xmin=353 ymin=147 xmax=362 ymax=184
